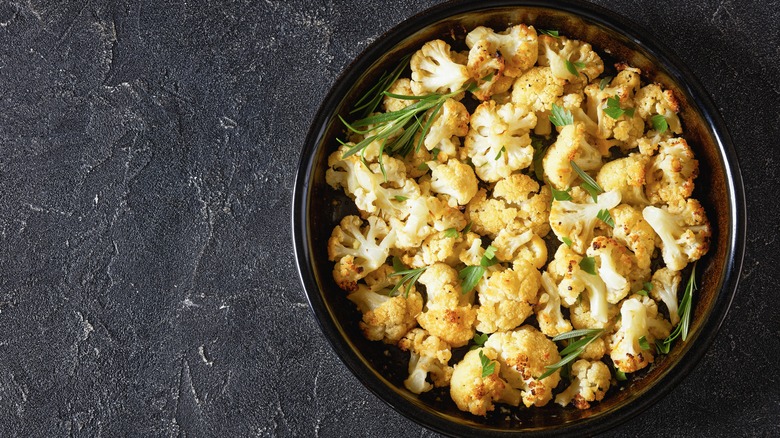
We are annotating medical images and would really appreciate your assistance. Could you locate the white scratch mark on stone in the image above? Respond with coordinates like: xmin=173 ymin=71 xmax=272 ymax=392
xmin=219 ymin=116 xmax=238 ymax=129
xmin=76 ymin=311 xmax=94 ymax=342
xmin=182 ymin=298 xmax=201 ymax=308
xmin=198 ymin=345 xmax=213 ymax=366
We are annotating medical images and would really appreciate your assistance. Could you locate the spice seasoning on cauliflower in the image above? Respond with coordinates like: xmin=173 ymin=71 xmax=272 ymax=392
xmin=327 ymin=23 xmax=710 ymax=416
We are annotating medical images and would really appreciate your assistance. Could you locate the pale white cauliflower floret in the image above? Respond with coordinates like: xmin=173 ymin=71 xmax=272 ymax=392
xmin=484 ymin=326 xmax=562 ymax=407
xmin=411 ymin=39 xmax=471 ymax=95
xmin=398 ymin=328 xmax=454 ymax=394
xmin=549 ymin=189 xmax=622 ymax=255
xmin=554 ymin=359 xmax=611 ymax=409
xmin=609 ymin=295 xmax=672 ymax=373
xmin=536 ymin=271 xmax=573 ymax=337
xmin=450 ymin=348 xmax=522 ymax=416
xmin=327 ymin=215 xmax=396 ymax=291
xmin=537 ymin=34 xmax=604 ymax=85
xmin=423 ymin=98 xmax=470 ymax=157
xmin=416 ymin=263 xmax=477 ymax=347
xmin=645 ymin=137 xmax=699 ymax=205
xmin=475 ymin=261 xmax=541 ymax=333
xmin=492 ymin=173 xmax=552 ymax=237
xmin=543 ymin=122 xmax=603 ymax=190
xmin=464 ymin=101 xmax=537 ymax=182
xmin=586 ymin=236 xmax=641 ymax=304
xmin=493 ymin=226 xmax=548 ymax=269
xmin=547 ymin=244 xmax=613 ymax=327
xmin=428 ymin=159 xmax=478 ymax=206
xmin=510 ymin=66 xmax=566 ymax=135
xmin=611 ymin=204 xmax=657 ymax=271
xmin=650 ymin=267 xmax=682 ymax=326
xmin=642 ymin=199 xmax=711 ymax=271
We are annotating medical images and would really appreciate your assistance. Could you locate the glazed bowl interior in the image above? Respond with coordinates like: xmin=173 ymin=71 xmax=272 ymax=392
xmin=293 ymin=0 xmax=745 ymax=435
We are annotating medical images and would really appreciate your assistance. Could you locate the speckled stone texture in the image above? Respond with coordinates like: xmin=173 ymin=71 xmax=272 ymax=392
xmin=0 ymin=0 xmax=776 ymax=436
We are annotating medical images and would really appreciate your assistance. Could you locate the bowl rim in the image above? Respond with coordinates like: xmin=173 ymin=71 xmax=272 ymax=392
xmin=292 ymin=0 xmax=746 ymax=435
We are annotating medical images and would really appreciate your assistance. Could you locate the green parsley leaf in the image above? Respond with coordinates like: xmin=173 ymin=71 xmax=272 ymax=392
xmin=463 ymin=221 xmax=473 ymax=235
xmin=552 ymin=187 xmax=572 ymax=201
xmin=603 ymin=96 xmax=636 ymax=120
xmin=615 ymin=369 xmax=627 ymax=381
xmin=459 ymin=266 xmax=485 ymax=294
xmin=597 ymin=208 xmax=615 ymax=227
xmin=495 ymin=145 xmax=506 ymax=160
xmin=599 ymin=76 xmax=613 ymax=90
xmin=483 ymin=245 xmax=497 ymax=261
xmin=417 ymin=162 xmax=429 ymax=171
xmin=431 ymin=147 xmax=441 ymax=158
xmin=388 ymin=266 xmax=427 ymax=298
xmin=565 ymin=59 xmax=580 ymax=77
xmin=644 ymin=282 xmax=654 ymax=291
xmin=479 ymin=350 xmax=496 ymax=378
xmin=637 ymin=289 xmax=648 ymax=296
xmin=638 ymin=336 xmax=651 ymax=350
xmin=443 ymin=228 xmax=459 ymax=238
xmin=538 ymin=328 xmax=604 ymax=380
xmin=394 ymin=195 xmax=408 ymax=202
xmin=549 ymin=103 xmax=574 ymax=127
xmin=470 ymin=333 xmax=489 ymax=350
xmin=562 ymin=236 xmax=573 ymax=247
xmin=538 ymin=29 xmax=560 ymax=37
xmin=579 ymin=256 xmax=597 ymax=275
xmin=651 ymin=114 xmax=669 ymax=133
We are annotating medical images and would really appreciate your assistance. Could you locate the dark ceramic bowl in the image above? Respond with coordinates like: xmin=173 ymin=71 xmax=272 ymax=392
xmin=292 ymin=0 xmax=745 ymax=435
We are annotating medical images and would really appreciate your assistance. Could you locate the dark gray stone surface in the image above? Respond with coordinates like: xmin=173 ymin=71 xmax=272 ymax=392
xmin=0 ymin=0 xmax=776 ymax=436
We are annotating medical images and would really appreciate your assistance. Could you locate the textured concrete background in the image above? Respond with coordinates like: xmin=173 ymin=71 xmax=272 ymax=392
xmin=0 ymin=0 xmax=777 ymax=436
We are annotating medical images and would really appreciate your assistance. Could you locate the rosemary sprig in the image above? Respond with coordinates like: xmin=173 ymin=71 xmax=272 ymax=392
xmin=656 ymin=263 xmax=698 ymax=354
xmin=388 ymin=262 xmax=427 ymax=298
xmin=538 ymin=328 xmax=604 ymax=380
xmin=570 ymin=160 xmax=604 ymax=202
xmin=350 ymin=56 xmax=410 ymax=119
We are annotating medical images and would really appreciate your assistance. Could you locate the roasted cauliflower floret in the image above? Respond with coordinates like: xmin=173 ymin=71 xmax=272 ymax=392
xmin=464 ymin=100 xmax=537 ymax=182
xmin=475 ymin=262 xmax=541 ymax=333
xmin=382 ymin=78 xmax=416 ymax=113
xmin=465 ymin=189 xmax=519 ymax=239
xmin=549 ymin=189 xmax=622 ymax=255
xmin=586 ymin=236 xmax=637 ymax=304
xmin=493 ymin=226 xmax=548 ymax=269
xmin=583 ymin=68 xmax=645 ymax=145
xmin=327 ymin=215 xmax=396 ymax=291
xmin=450 ymin=348 xmax=521 ymax=416
xmin=611 ymin=204 xmax=657 ymax=271
xmin=401 ymin=229 xmax=473 ymax=269
xmin=416 ymin=263 xmax=477 ymax=347
xmin=485 ymin=326 xmax=562 ymax=407
xmin=424 ymin=98 xmax=470 ymax=157
xmin=547 ymin=244 xmax=613 ymax=326
xmin=554 ymin=359 xmax=611 ymax=409
xmin=650 ymin=267 xmax=682 ymax=325
xmin=428 ymin=159 xmax=478 ymax=206
xmin=642 ymin=199 xmax=711 ymax=271
xmin=536 ymin=271 xmax=573 ymax=337
xmin=510 ymin=66 xmax=566 ymax=135
xmin=466 ymin=24 xmax=538 ymax=77
xmin=398 ymin=328 xmax=454 ymax=394
xmin=492 ymin=173 xmax=552 ymax=236
xmin=596 ymin=154 xmax=651 ymax=206
xmin=543 ymin=122 xmax=603 ymax=190
xmin=609 ymin=295 xmax=672 ymax=373
xmin=645 ymin=137 xmax=699 ymax=205
xmin=388 ymin=196 xmax=435 ymax=249
xmin=347 ymin=274 xmax=423 ymax=344
xmin=634 ymin=83 xmax=682 ymax=134
xmin=537 ymin=34 xmax=604 ymax=85
xmin=411 ymin=39 xmax=471 ymax=95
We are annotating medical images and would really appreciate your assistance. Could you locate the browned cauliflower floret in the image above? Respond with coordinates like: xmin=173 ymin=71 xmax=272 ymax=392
xmin=493 ymin=226 xmax=548 ymax=269
xmin=549 ymin=189 xmax=622 ymax=255
xmin=537 ymin=34 xmax=604 ymax=87
xmin=398 ymin=328 xmax=454 ymax=394
xmin=327 ymin=215 xmax=396 ymax=291
xmin=464 ymin=100 xmax=537 ymax=182
xmin=485 ymin=326 xmax=562 ymax=407
xmin=536 ymin=271 xmax=573 ymax=337
xmin=411 ymin=39 xmax=471 ymax=95
xmin=416 ymin=263 xmax=477 ymax=347
xmin=450 ymin=348 xmax=521 ymax=416
xmin=609 ymin=294 xmax=672 ymax=373
xmin=650 ymin=267 xmax=683 ymax=326
xmin=645 ymin=137 xmax=699 ymax=205
xmin=634 ymin=83 xmax=682 ymax=134
xmin=465 ymin=189 xmax=519 ymax=239
xmin=492 ymin=173 xmax=552 ymax=236
xmin=424 ymin=98 xmax=470 ymax=157
xmin=583 ymin=67 xmax=645 ymax=146
xmin=510 ymin=66 xmax=566 ymax=135
xmin=382 ymin=78 xmax=416 ymax=113
xmin=543 ymin=122 xmax=603 ymax=190
xmin=611 ymin=204 xmax=657 ymax=271
xmin=596 ymin=154 xmax=652 ymax=206
xmin=554 ymin=359 xmax=611 ymax=409
xmin=347 ymin=267 xmax=423 ymax=344
xmin=475 ymin=262 xmax=541 ymax=333
xmin=642 ymin=198 xmax=711 ymax=271
xmin=466 ymin=25 xmax=538 ymax=77
xmin=428 ymin=159 xmax=478 ymax=206
xmin=586 ymin=236 xmax=644 ymax=304
xmin=401 ymin=229 xmax=474 ymax=269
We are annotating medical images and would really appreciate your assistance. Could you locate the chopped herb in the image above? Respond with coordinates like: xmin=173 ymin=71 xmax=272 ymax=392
xmin=570 ymin=160 xmax=604 ymax=202
xmin=495 ymin=145 xmax=506 ymax=160
xmin=603 ymin=95 xmax=635 ymax=119
xmin=531 ymin=135 xmax=550 ymax=181
xmin=538 ymin=328 xmax=604 ymax=380
xmin=552 ymin=187 xmax=572 ymax=201
xmin=565 ymin=59 xmax=586 ymax=77
xmin=599 ymin=76 xmax=613 ymax=90
xmin=651 ymin=114 xmax=669 ymax=133
xmin=638 ymin=336 xmax=651 ymax=350
xmin=579 ymin=256 xmax=597 ymax=275
xmin=483 ymin=245 xmax=497 ymax=261
xmin=470 ymin=333 xmax=489 ymax=351
xmin=394 ymin=195 xmax=408 ymax=202
xmin=459 ymin=266 xmax=485 ymax=294
xmin=637 ymin=289 xmax=648 ymax=296
xmin=597 ymin=208 xmax=615 ymax=227
xmin=392 ymin=256 xmax=406 ymax=273
xmin=463 ymin=221 xmax=473 ymax=235
xmin=538 ymin=29 xmax=560 ymax=37
xmin=443 ymin=228 xmax=459 ymax=238
xmin=644 ymin=282 xmax=654 ymax=291
xmin=431 ymin=147 xmax=441 ymax=158
xmin=615 ymin=369 xmax=627 ymax=381
xmin=417 ymin=162 xmax=429 ymax=171
xmin=479 ymin=350 xmax=496 ymax=378
xmin=549 ymin=103 xmax=574 ymax=127
xmin=388 ymin=266 xmax=427 ymax=298
xmin=562 ymin=236 xmax=573 ymax=247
